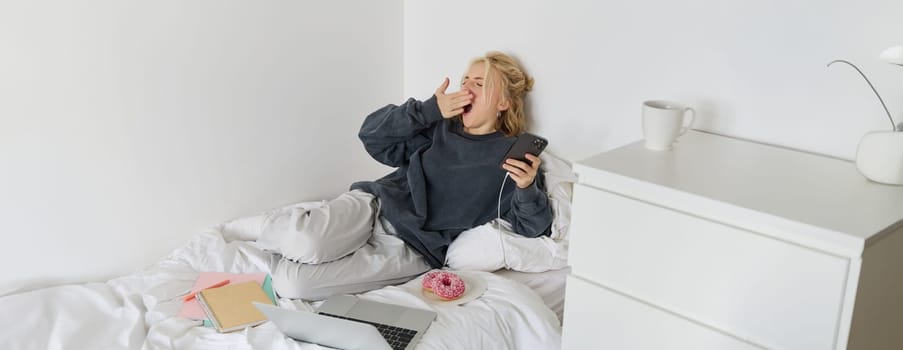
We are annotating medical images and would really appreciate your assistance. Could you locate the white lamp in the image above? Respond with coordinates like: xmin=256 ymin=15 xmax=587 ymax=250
xmin=828 ymin=46 xmax=903 ymax=186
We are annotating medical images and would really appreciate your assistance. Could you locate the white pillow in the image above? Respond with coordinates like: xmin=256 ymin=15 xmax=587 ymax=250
xmin=446 ymin=151 xmax=578 ymax=272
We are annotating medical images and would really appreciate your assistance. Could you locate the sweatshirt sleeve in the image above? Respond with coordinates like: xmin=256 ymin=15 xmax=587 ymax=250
xmin=358 ymin=96 xmax=444 ymax=167
xmin=502 ymin=171 xmax=553 ymax=238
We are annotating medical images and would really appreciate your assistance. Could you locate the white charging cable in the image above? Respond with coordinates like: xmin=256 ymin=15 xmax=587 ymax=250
xmin=497 ymin=172 xmax=511 ymax=268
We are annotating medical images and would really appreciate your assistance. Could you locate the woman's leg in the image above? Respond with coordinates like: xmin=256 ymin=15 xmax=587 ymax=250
xmin=270 ymin=231 xmax=431 ymax=300
xmin=257 ymin=190 xmax=378 ymax=264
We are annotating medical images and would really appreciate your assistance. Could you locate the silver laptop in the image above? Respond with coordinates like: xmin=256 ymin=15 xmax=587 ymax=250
xmin=254 ymin=295 xmax=436 ymax=350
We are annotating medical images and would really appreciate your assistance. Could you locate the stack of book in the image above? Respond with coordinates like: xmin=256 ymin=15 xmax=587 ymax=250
xmin=177 ymin=272 xmax=277 ymax=332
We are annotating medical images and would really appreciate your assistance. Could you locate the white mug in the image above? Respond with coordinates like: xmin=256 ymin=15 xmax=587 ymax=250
xmin=642 ymin=100 xmax=696 ymax=151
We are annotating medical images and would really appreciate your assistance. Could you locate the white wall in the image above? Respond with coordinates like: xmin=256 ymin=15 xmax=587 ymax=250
xmin=404 ymin=0 xmax=903 ymax=162
xmin=0 ymin=0 xmax=402 ymax=295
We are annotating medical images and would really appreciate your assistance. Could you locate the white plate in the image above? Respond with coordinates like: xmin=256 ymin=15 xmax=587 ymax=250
xmin=407 ymin=271 xmax=487 ymax=306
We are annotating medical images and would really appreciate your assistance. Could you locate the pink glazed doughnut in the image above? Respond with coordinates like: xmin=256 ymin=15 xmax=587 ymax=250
xmin=421 ymin=270 xmax=442 ymax=292
xmin=431 ymin=272 xmax=466 ymax=300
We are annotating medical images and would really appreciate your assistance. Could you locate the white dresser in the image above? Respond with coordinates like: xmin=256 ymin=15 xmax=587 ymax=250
xmin=561 ymin=131 xmax=903 ymax=350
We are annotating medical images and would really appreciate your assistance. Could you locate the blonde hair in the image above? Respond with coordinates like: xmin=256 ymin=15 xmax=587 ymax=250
xmin=468 ymin=51 xmax=534 ymax=137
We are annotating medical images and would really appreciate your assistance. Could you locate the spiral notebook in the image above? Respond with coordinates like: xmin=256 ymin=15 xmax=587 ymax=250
xmin=196 ymin=281 xmax=274 ymax=333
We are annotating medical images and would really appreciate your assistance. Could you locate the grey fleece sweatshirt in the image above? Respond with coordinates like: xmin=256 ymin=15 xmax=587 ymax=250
xmin=350 ymin=96 xmax=553 ymax=268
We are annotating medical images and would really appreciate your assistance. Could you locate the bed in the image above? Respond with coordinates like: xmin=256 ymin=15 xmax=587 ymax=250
xmin=0 ymin=153 xmax=576 ymax=349
xmin=494 ymin=267 xmax=570 ymax=322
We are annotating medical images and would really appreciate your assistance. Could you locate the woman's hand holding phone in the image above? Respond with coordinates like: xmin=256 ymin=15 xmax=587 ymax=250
xmin=434 ymin=78 xmax=473 ymax=119
xmin=503 ymin=153 xmax=542 ymax=189
xmin=499 ymin=133 xmax=548 ymax=188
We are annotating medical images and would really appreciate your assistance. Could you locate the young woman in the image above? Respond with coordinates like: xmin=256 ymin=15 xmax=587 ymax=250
xmin=259 ymin=51 xmax=553 ymax=300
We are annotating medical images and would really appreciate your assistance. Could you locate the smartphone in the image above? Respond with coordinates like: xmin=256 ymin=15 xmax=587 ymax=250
xmin=499 ymin=132 xmax=549 ymax=170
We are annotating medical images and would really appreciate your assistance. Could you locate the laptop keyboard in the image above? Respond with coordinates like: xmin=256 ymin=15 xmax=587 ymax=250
xmin=319 ymin=312 xmax=417 ymax=350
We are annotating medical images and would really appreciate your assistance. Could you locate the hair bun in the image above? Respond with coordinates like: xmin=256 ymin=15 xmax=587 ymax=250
xmin=523 ymin=75 xmax=534 ymax=93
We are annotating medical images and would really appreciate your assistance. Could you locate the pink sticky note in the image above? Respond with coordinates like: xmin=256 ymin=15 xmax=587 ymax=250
xmin=177 ymin=272 xmax=268 ymax=320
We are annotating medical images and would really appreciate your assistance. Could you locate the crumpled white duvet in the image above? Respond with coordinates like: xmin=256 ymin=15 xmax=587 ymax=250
xmin=0 ymin=225 xmax=561 ymax=350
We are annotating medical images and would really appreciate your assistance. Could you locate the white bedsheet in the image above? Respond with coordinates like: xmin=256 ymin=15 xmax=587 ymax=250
xmin=0 ymin=225 xmax=561 ymax=350
xmin=493 ymin=267 xmax=570 ymax=322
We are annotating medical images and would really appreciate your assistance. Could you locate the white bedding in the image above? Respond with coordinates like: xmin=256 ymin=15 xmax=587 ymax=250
xmin=493 ymin=267 xmax=571 ymax=322
xmin=0 ymin=224 xmax=561 ymax=350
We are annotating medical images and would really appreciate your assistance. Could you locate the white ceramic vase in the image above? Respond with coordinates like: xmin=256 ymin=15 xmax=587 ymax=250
xmin=856 ymin=130 xmax=903 ymax=185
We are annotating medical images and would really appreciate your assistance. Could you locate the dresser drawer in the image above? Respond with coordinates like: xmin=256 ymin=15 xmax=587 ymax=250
xmin=562 ymin=276 xmax=761 ymax=350
xmin=568 ymin=184 xmax=850 ymax=349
